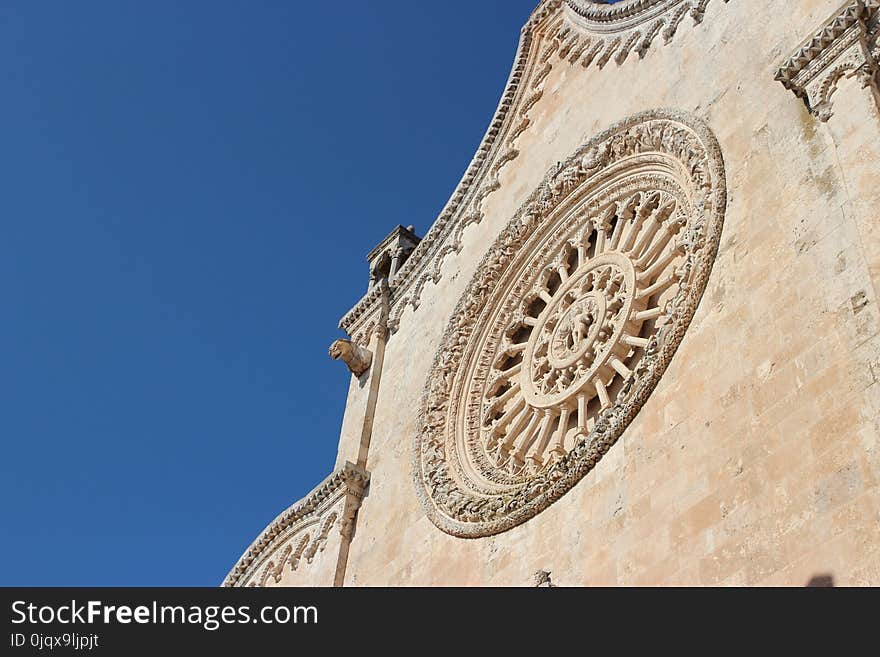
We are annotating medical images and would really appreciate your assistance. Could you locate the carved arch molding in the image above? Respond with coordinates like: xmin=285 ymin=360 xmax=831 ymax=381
xmin=413 ymin=110 xmax=726 ymax=537
xmin=339 ymin=0 xmax=733 ymax=346
xmin=223 ymin=463 xmax=368 ymax=587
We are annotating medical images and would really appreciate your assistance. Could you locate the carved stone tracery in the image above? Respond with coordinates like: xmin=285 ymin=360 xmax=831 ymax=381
xmin=412 ymin=110 xmax=726 ymax=538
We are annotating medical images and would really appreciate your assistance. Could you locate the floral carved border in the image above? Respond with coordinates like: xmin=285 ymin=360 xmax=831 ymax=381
xmin=339 ymin=0 xmax=733 ymax=346
xmin=412 ymin=109 xmax=727 ymax=538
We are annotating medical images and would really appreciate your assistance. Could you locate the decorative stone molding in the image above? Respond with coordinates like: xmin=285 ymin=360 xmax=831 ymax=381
xmin=223 ymin=462 xmax=369 ymax=587
xmin=412 ymin=110 xmax=726 ymax=538
xmin=563 ymin=1 xmax=731 ymax=68
xmin=329 ymin=339 xmax=373 ymax=377
xmin=339 ymin=0 xmax=733 ymax=347
xmin=776 ymin=0 xmax=880 ymax=121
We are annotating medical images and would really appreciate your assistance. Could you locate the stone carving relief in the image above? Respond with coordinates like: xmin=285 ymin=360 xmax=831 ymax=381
xmin=412 ymin=110 xmax=726 ymax=537
xmin=339 ymin=0 xmax=733 ymax=347
xmin=776 ymin=0 xmax=880 ymax=121
xmin=563 ymin=1 xmax=732 ymax=69
xmin=223 ymin=463 xmax=369 ymax=587
xmin=532 ymin=570 xmax=556 ymax=587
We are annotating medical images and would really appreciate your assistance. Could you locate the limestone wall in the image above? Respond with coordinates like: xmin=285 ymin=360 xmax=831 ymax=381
xmin=340 ymin=0 xmax=880 ymax=586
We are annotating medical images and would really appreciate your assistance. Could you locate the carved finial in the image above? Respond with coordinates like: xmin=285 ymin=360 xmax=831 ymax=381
xmin=329 ymin=339 xmax=373 ymax=377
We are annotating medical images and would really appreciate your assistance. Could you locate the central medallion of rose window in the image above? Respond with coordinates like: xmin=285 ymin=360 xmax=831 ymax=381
xmin=523 ymin=252 xmax=637 ymax=409
xmin=483 ymin=210 xmax=677 ymax=476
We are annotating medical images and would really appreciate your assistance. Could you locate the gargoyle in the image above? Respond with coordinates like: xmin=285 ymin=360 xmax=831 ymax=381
xmin=329 ymin=339 xmax=373 ymax=377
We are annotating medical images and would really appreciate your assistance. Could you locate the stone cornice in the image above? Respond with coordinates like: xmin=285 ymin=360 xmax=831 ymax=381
xmin=776 ymin=0 xmax=880 ymax=121
xmin=222 ymin=462 xmax=369 ymax=587
xmin=339 ymin=0 xmax=733 ymax=346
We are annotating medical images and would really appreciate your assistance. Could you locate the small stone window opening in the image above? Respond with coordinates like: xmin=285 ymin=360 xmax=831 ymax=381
xmin=369 ymin=252 xmax=393 ymax=288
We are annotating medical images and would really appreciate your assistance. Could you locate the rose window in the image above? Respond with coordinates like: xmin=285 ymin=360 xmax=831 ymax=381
xmin=414 ymin=111 xmax=727 ymax=537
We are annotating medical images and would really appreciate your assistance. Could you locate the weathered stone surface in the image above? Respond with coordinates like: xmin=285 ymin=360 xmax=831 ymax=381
xmin=227 ymin=0 xmax=880 ymax=587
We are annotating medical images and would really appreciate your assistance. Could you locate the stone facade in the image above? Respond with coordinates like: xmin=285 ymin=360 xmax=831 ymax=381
xmin=227 ymin=0 xmax=880 ymax=586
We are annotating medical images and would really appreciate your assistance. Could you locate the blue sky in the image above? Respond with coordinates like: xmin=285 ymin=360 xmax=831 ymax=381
xmin=0 ymin=1 xmax=540 ymax=586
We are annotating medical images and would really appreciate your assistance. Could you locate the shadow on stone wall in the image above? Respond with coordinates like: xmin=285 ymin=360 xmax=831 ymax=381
xmin=806 ymin=574 xmax=835 ymax=587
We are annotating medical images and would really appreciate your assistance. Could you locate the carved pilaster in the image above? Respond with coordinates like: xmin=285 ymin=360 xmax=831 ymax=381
xmin=776 ymin=1 xmax=880 ymax=121
xmin=332 ymin=279 xmax=389 ymax=472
